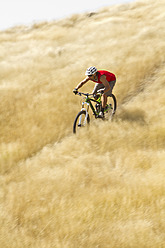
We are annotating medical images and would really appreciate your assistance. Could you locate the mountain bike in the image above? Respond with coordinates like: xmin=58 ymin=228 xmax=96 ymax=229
xmin=73 ymin=92 xmax=117 ymax=133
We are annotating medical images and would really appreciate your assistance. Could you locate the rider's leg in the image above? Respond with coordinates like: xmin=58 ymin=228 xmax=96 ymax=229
xmin=93 ymin=84 xmax=106 ymax=117
xmin=102 ymin=94 xmax=107 ymax=108
xmin=106 ymin=81 xmax=116 ymax=96
xmin=101 ymin=80 xmax=116 ymax=113
xmin=94 ymin=80 xmax=116 ymax=117
xmin=92 ymin=83 xmax=102 ymax=98
xmin=98 ymin=94 xmax=107 ymax=118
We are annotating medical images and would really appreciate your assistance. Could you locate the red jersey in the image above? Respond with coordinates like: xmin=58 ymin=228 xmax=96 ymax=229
xmin=91 ymin=70 xmax=116 ymax=84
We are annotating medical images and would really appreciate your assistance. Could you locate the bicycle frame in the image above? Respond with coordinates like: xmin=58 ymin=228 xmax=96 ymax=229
xmin=79 ymin=92 xmax=101 ymax=118
xmin=73 ymin=91 xmax=117 ymax=133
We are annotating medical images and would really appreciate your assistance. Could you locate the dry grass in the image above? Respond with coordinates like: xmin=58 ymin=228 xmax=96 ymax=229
xmin=0 ymin=0 xmax=165 ymax=247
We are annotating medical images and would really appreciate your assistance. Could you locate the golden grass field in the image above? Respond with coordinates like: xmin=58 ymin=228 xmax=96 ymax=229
xmin=0 ymin=0 xmax=165 ymax=247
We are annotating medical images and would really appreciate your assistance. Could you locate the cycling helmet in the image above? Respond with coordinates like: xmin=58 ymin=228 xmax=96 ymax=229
xmin=85 ymin=66 xmax=97 ymax=76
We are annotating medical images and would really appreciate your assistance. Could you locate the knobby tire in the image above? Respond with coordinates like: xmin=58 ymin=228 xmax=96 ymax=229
xmin=73 ymin=110 xmax=90 ymax=134
xmin=111 ymin=94 xmax=117 ymax=113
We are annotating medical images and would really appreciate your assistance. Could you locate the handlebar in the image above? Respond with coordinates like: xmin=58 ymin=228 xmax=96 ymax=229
xmin=77 ymin=92 xmax=93 ymax=97
xmin=75 ymin=91 xmax=102 ymax=97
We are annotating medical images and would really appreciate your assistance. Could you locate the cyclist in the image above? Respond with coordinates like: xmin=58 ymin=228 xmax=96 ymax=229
xmin=73 ymin=66 xmax=116 ymax=118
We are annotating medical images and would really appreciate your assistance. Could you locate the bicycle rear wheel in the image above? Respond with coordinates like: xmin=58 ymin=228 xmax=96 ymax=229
xmin=73 ymin=110 xmax=90 ymax=134
xmin=104 ymin=94 xmax=117 ymax=120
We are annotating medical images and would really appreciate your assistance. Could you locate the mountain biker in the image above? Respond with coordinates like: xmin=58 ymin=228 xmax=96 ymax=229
xmin=73 ymin=66 xmax=116 ymax=118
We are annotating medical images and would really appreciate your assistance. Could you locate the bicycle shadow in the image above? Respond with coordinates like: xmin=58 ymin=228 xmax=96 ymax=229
xmin=117 ymin=107 xmax=147 ymax=125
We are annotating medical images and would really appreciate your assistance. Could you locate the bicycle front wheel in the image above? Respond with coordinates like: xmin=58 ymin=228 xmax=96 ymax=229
xmin=73 ymin=110 xmax=90 ymax=134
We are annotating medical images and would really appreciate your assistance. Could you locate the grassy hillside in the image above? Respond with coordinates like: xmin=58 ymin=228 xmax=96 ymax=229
xmin=0 ymin=0 xmax=165 ymax=247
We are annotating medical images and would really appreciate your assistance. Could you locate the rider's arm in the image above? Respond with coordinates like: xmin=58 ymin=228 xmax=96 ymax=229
xmin=75 ymin=77 xmax=90 ymax=90
xmin=100 ymin=75 xmax=111 ymax=94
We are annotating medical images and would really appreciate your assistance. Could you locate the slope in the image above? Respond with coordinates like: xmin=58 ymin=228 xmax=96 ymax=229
xmin=0 ymin=0 xmax=165 ymax=247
